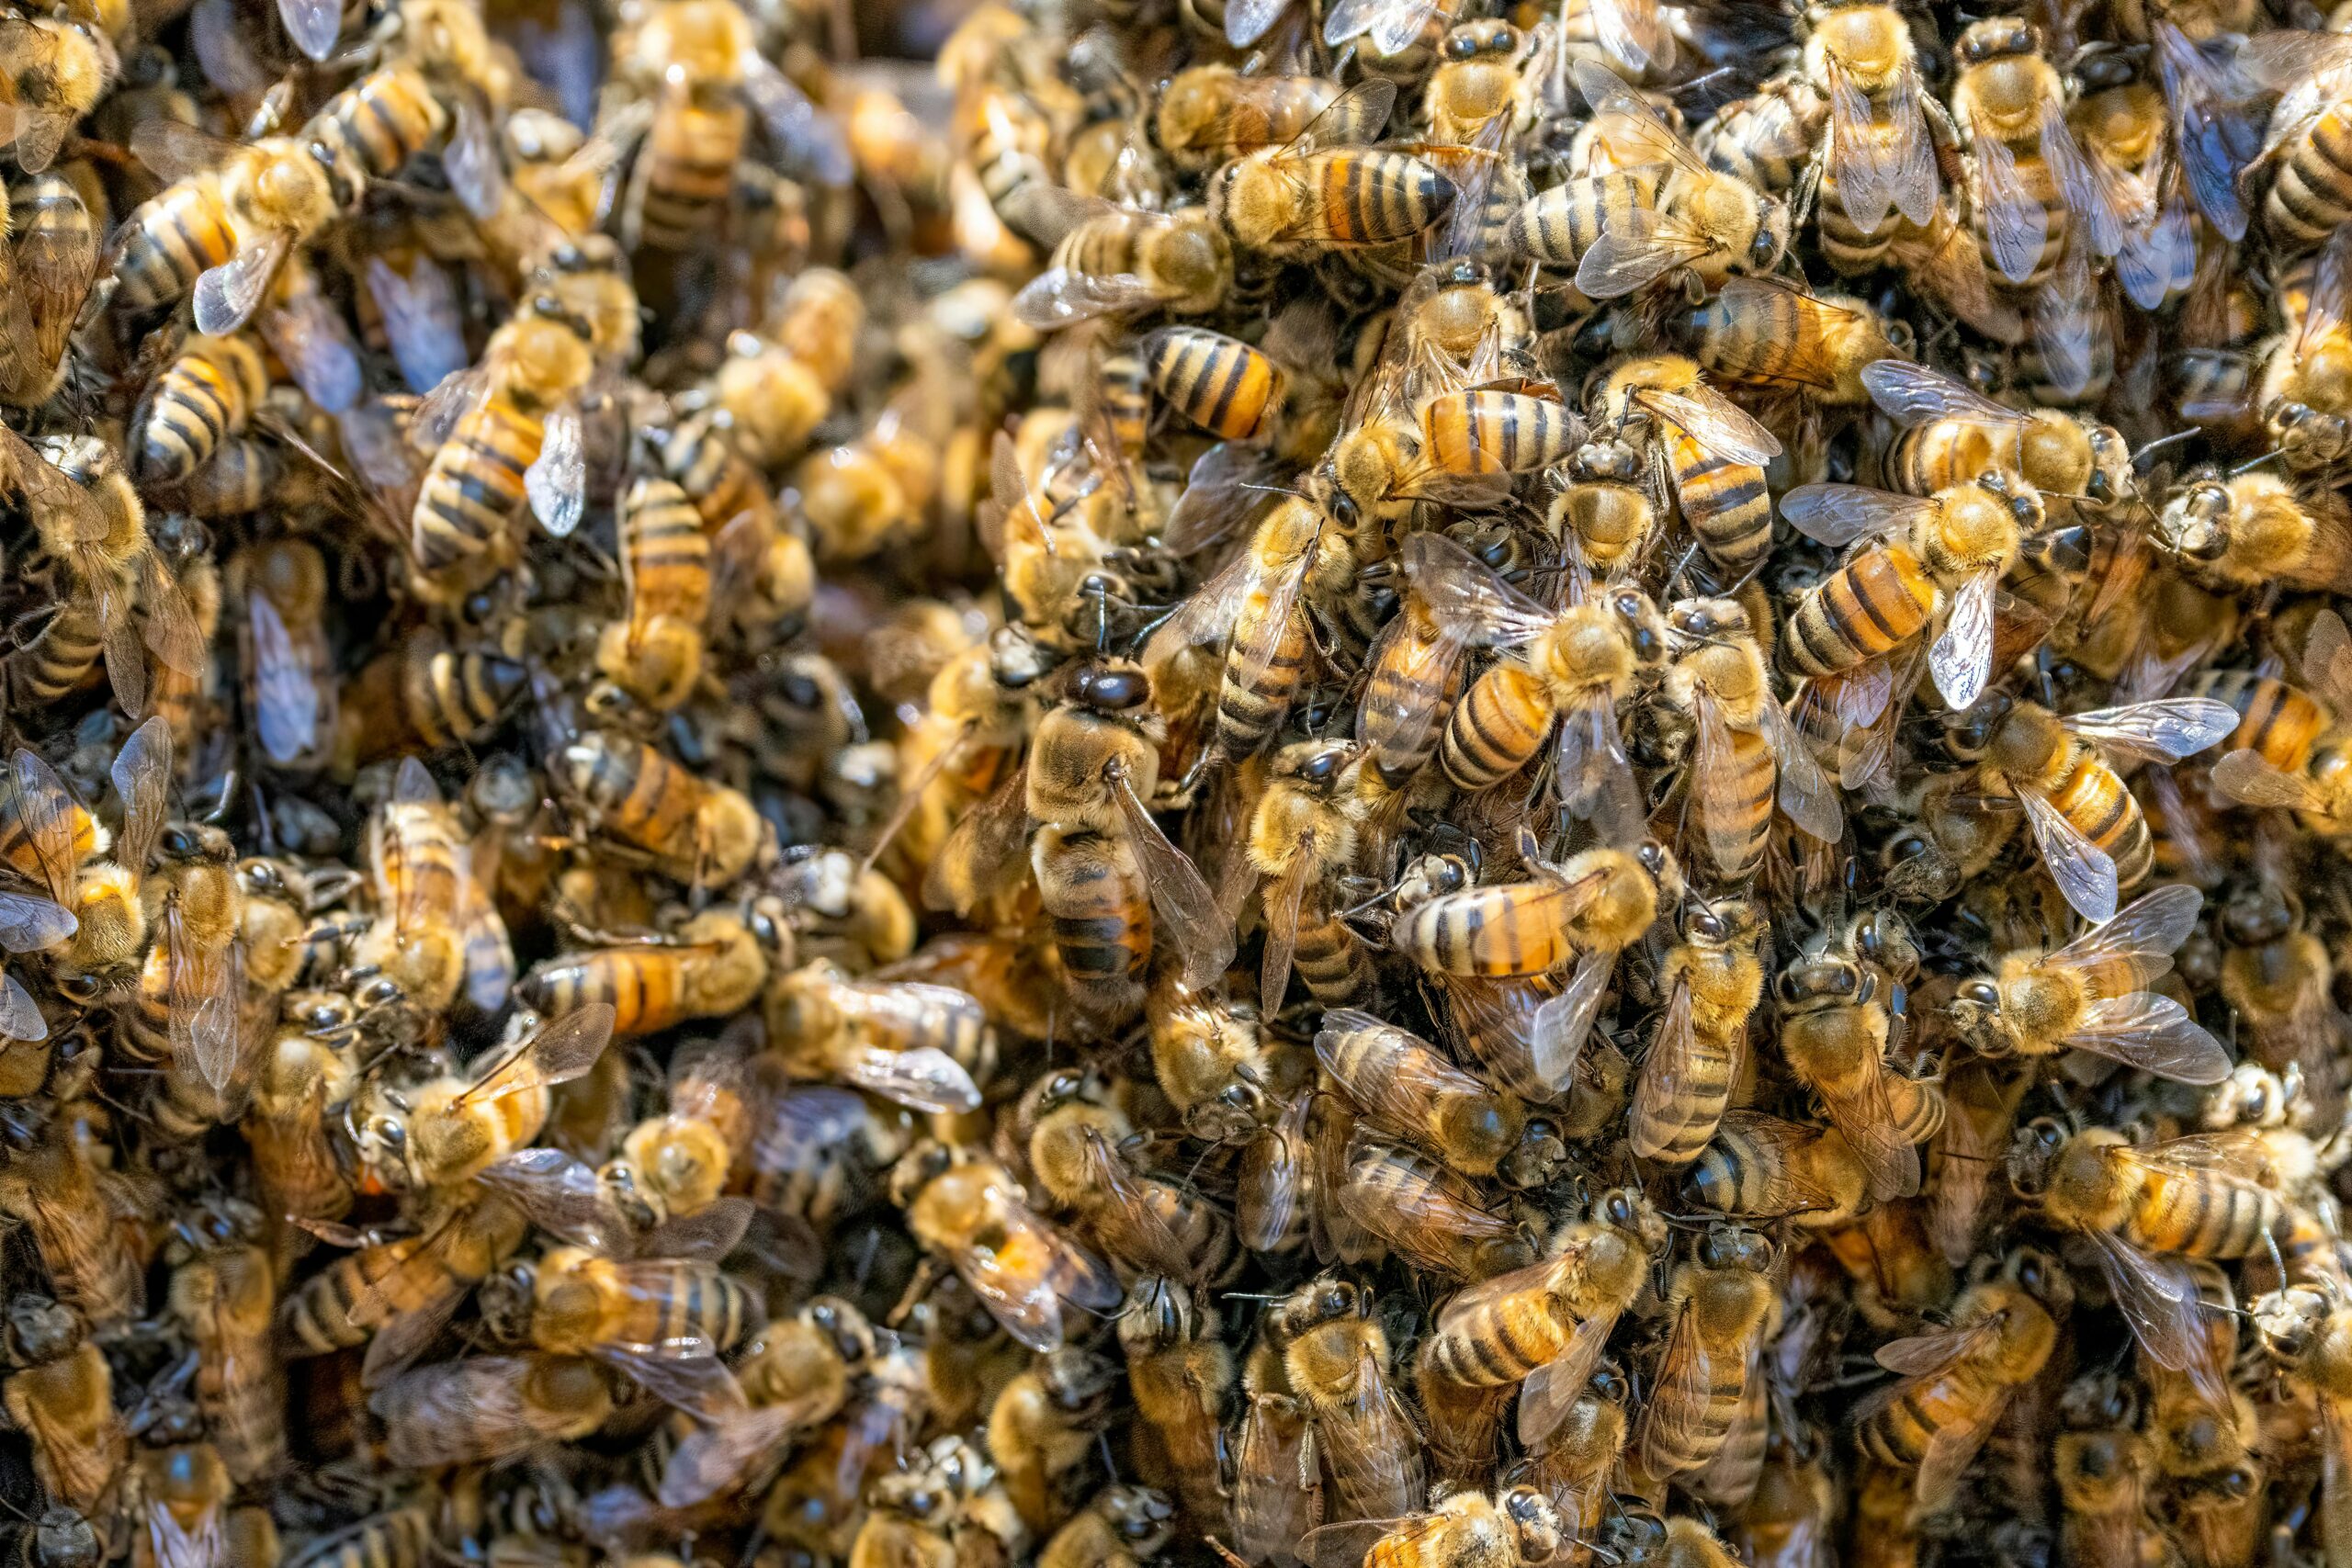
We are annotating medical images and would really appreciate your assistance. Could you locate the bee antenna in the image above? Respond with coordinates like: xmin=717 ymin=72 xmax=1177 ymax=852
xmin=2230 ymin=449 xmax=2286 ymax=478
xmin=2129 ymin=428 xmax=2199 ymax=468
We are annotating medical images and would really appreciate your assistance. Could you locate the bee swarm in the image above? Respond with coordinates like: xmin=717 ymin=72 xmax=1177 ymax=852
xmin=4 ymin=0 xmax=2352 ymax=1562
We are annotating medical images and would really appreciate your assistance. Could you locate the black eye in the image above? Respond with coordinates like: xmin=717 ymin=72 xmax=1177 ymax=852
xmin=1960 ymin=979 xmax=2000 ymax=1008
xmin=1604 ymin=1192 xmax=1633 ymax=1226
xmin=161 ymin=828 xmax=195 ymax=857
xmin=1690 ymin=912 xmax=1724 ymax=941
xmin=59 ymin=973 xmax=101 ymax=1002
xmin=2032 ymin=1118 xmax=2066 ymax=1151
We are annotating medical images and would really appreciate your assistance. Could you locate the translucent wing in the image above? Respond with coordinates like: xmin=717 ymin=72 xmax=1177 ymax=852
xmin=2049 ymin=883 xmax=2201 ymax=975
xmin=1571 ymin=59 xmax=1710 ymax=180
xmin=1077 ymin=1128 xmax=1204 ymax=1279
xmin=1224 ymin=0 xmax=1291 ymax=46
xmin=1012 ymin=266 xmax=1174 ymax=330
xmin=1809 ymin=1030 xmax=1919 ymax=1201
xmin=2303 ymin=609 xmax=2352 ymax=711
xmin=1235 ymin=1393 xmax=1320 ymax=1564
xmin=2154 ymin=20 xmax=2254 ymax=239
xmin=639 ymin=1196 xmax=755 ymax=1264
xmin=1402 ymin=531 xmax=1555 ymax=645
xmin=2067 ymin=698 xmax=2239 ymax=763
xmin=409 ymin=367 xmax=493 ymax=454
xmin=526 ymin=403 xmax=586 ymax=539
xmin=355 ymin=1247 xmax=472 ymax=1388
xmin=1516 ymin=1310 xmax=1616 ymax=1447
xmin=922 ymin=766 xmax=1032 ymax=917
xmin=1631 ymin=976 xmax=1700 ymax=1161
xmin=365 ymin=256 xmax=469 ymax=399
xmin=12 ymin=185 xmax=94 ymax=378
xmin=2039 ymin=98 xmax=2133 ymax=258
xmin=1317 ymin=1339 xmax=1426 ymax=1517
xmin=1317 ymin=1010 xmax=1493 ymax=1131
xmin=164 ymin=903 xmax=240 ymax=1095
xmin=597 ymin=1343 xmax=747 ymax=1421
xmin=127 ymin=118 xmax=240 ymax=182
xmin=1371 ymin=0 xmax=1453 ymax=59
xmin=1555 ymin=689 xmax=1638 ymax=842
xmin=1577 ymin=206 xmax=1722 ymax=299
xmin=247 ymin=589 xmax=319 ymax=766
xmin=0 ymin=969 xmax=44 ymax=1041
xmin=277 ymin=0 xmax=342 ymax=60
xmin=1764 ymin=701 xmax=1843 ymax=843
xmin=1883 ymin=62 xmax=1938 ymax=226
xmin=475 ymin=1148 xmax=631 ymax=1253
xmin=2211 ymin=750 xmax=2331 ymax=813
xmin=1639 ymin=1303 xmax=1733 ymax=1473
xmin=956 ymin=1210 xmax=1072 ymax=1352
xmin=1873 ymin=1318 xmax=1999 ymax=1377
xmin=1974 ymin=116 xmax=2048 ymax=286
xmin=1699 ymin=1113 xmax=1839 ymax=1216
xmin=1356 ymin=611 xmax=1472 ymax=780
xmin=194 ymin=229 xmax=290 ymax=335
xmin=656 ymin=1393 xmax=831 ymax=1508
xmin=1260 ymin=850 xmax=1311 ymax=1015
xmin=1637 ymin=383 xmax=1781 ymax=464
xmin=1860 ymin=359 xmax=2026 ymax=429
xmin=1930 ymin=569 xmax=1997 ymax=711
xmin=742 ymin=56 xmax=854 ymax=187
xmin=1589 ymin=0 xmax=1666 ymax=76
xmin=1779 ymin=483 xmax=1936 ymax=547
xmin=146 ymin=1496 xmax=222 ymax=1568
xmin=1159 ymin=442 xmax=1285 ymax=558
xmin=2031 ymin=243 xmax=2101 ymax=402
xmin=8 ymin=749 xmax=77 ymax=907
xmin=451 ymin=1004 xmax=616 ymax=1108
xmin=2068 ymin=993 xmax=2231 ymax=1084
xmin=1238 ymin=1096 xmax=1307 ymax=1251
xmin=1912 ymin=1395 xmax=2009 ymax=1514
xmin=1113 ymin=770 xmax=1237 ymax=992
xmin=0 ymin=890 xmax=73 ymax=954
xmin=442 ymin=96 xmax=506 ymax=220
xmin=1531 ymin=948 xmax=1611 ymax=1089
xmin=110 ymin=717 xmax=170 ymax=886
xmin=1825 ymin=62 xmax=1890 ymax=236
xmin=2088 ymin=1229 xmax=2232 ymax=1410
xmin=840 ymin=1043 xmax=983 ymax=1113
xmin=2018 ymin=785 xmax=2119 ymax=923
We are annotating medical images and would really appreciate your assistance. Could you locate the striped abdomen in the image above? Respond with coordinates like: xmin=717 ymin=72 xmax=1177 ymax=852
xmin=1396 ymin=882 xmax=1577 ymax=976
xmin=0 ymin=797 xmax=96 ymax=886
xmin=1885 ymin=1067 xmax=1946 ymax=1145
xmin=2036 ymin=749 xmax=2151 ymax=891
xmin=2183 ymin=670 xmax=2327 ymax=773
xmin=522 ymin=948 xmax=695 ymax=1035
xmin=2266 ymin=101 xmax=2352 ymax=249
xmin=636 ymin=98 xmax=747 ymax=249
xmin=1421 ymin=390 xmax=1578 ymax=475
xmin=1688 ymin=1125 xmax=1795 ymax=1214
xmin=1146 ymin=327 xmax=1278 ymax=440
xmin=306 ymin=63 xmax=447 ymax=182
xmin=624 ymin=477 xmax=713 ymax=627
xmin=111 ymin=175 xmax=235 ymax=313
xmin=1304 ymin=150 xmax=1453 ymax=243
xmin=1293 ymin=897 xmax=1375 ymax=1007
xmin=137 ymin=336 xmax=263 ymax=484
xmin=561 ymin=734 xmax=701 ymax=863
xmin=1098 ymin=340 xmax=1151 ymax=462
xmin=1689 ymin=723 xmax=1773 ymax=881
xmin=1035 ymin=828 xmax=1150 ymax=1020
xmin=1816 ymin=152 xmax=1907 ymax=274
xmin=401 ymin=638 xmax=526 ymax=747
xmin=1780 ymin=548 xmax=1934 ymax=677
xmin=6 ymin=598 xmax=103 ymax=700
xmin=280 ymin=1234 xmax=427 ymax=1355
xmin=177 ymin=437 xmax=283 ymax=517
xmin=1884 ymin=422 xmax=2009 ymax=498
xmin=1671 ymin=431 xmax=1771 ymax=574
xmin=613 ymin=1265 xmax=759 ymax=1355
xmin=181 ymin=1247 xmax=285 ymax=1483
xmin=378 ymin=804 xmax=467 ymax=920
xmin=1970 ymin=142 xmax=2067 ymax=290
xmin=285 ymin=1506 xmax=434 ymax=1568
xmin=1859 ymin=1360 xmax=2001 ymax=1470
xmin=1505 ymin=171 xmax=1656 ymax=265
xmin=413 ymin=395 xmax=543 ymax=572
xmin=1423 ymin=1286 xmax=1570 ymax=1386
xmin=1363 ymin=611 xmax=1468 ymax=784
xmin=2123 ymin=1166 xmax=2286 ymax=1258
xmin=1699 ymin=87 xmax=1823 ymax=196
xmin=660 ymin=409 xmax=775 ymax=539
xmin=1439 ymin=662 xmax=1553 ymax=790
xmin=1216 ymin=589 xmax=1308 ymax=755
xmin=1631 ymin=1029 xmax=1738 ymax=1165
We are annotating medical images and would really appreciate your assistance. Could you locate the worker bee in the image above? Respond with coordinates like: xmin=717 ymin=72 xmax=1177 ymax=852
xmin=2011 ymin=1117 xmax=2288 ymax=1411
xmin=555 ymin=730 xmax=768 ymax=887
xmin=1276 ymin=1275 xmax=1425 ymax=1525
xmin=1687 ymin=1111 xmax=1871 ymax=1227
xmin=228 ymin=539 xmax=335 ymax=773
xmin=1306 ymin=1486 xmax=1566 ymax=1568
xmin=1146 ymin=981 xmax=1273 ymax=1144
xmin=2 ymin=1294 xmax=123 ymax=1515
xmin=1209 ymin=83 xmax=1456 ymax=257
xmin=2154 ymin=468 xmax=2352 ymax=596
xmin=132 ymin=334 xmax=267 ymax=488
xmin=1336 ymin=1134 xmax=1534 ymax=1280
xmin=504 ymin=1224 xmax=761 ymax=1417
xmin=1636 ymin=1223 xmax=1776 ymax=1483
xmin=1025 ymin=1067 xmax=1238 ymax=1283
xmin=1010 ymin=192 xmax=1233 ymax=330
xmin=1951 ymin=882 xmax=2230 ymax=1083
xmin=1140 ymin=310 xmax=1343 ymax=461
xmin=1247 ymin=739 xmax=1377 ymax=1011
xmin=1591 ymin=355 xmax=1781 ymax=584
xmin=1947 ymin=693 xmax=2238 ymax=921
xmin=1776 ymin=917 xmax=1937 ymax=1201
xmin=890 ymin=1141 xmax=1123 ymax=1352
xmin=0 ymin=15 xmax=115 ymax=173
xmin=1155 ymin=68 xmax=1386 ymax=173
xmin=1687 ymin=276 xmax=1897 ymax=405
xmin=1631 ymin=897 xmax=1767 ymax=1164
xmin=373 ymin=1354 xmax=614 ymax=1468
xmin=521 ymin=908 xmax=775 ymax=1036
xmin=164 ymin=1203 xmax=284 ymax=1483
xmin=1861 ymin=358 xmax=2136 ymax=519
xmin=765 ymin=959 xmax=988 ymax=1114
xmin=113 ymin=125 xmax=343 ymax=332
xmin=1317 ymin=1008 xmax=1562 ymax=1186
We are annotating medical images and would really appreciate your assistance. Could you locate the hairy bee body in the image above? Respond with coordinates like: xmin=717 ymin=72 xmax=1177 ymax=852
xmin=1780 ymin=550 xmax=1935 ymax=678
xmin=305 ymin=62 xmax=448 ymax=184
xmin=110 ymin=174 xmax=234 ymax=314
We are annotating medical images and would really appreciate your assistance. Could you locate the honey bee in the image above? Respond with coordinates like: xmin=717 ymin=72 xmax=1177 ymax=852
xmin=1592 ymin=355 xmax=1782 ymax=584
xmin=283 ymin=1190 xmax=530 ymax=1393
xmin=2154 ymin=468 xmax=2352 ymax=596
xmin=1317 ymin=1009 xmax=1559 ymax=1187
xmin=1026 ymin=1067 xmax=1238 ymax=1283
xmin=348 ymin=1003 xmax=614 ymax=1193
xmin=1951 ymin=882 xmax=2229 ymax=1083
xmin=765 ymin=959 xmax=988 ymax=1114
xmin=1010 ymin=192 xmax=1232 ymax=329
xmin=2049 ymin=1371 xmax=2160 ymax=1568
xmin=1277 ymin=1275 xmax=1425 ymax=1525
xmin=374 ymin=1354 xmax=614 ymax=1468
xmin=1145 ymin=982 xmax=1272 ymax=1144
xmin=123 ymin=1430 xmax=232 ymax=1568
xmin=0 ymin=1106 xmax=140 ymax=1332
xmin=1524 ymin=61 xmax=1790 ymax=299
xmin=1949 ymin=693 xmax=2238 ymax=921
xmin=891 ymin=1141 xmax=1123 ymax=1352
xmin=1114 ymin=1277 xmax=1230 ymax=1537
xmin=1141 ymin=311 xmax=1342 ymax=462
xmin=1038 ymin=1485 xmax=1175 ymax=1568
xmin=1687 ymin=1111 xmax=1871 ymax=1228
xmin=1310 ymin=1485 xmax=1566 ymax=1568
xmin=1422 ymin=1188 xmax=1661 ymax=1444
xmin=1802 ymin=3 xmax=1939 ymax=243
xmin=1861 ymin=358 xmax=2136 ymax=519
xmin=0 ymin=16 xmax=115 ymax=173
xmin=2200 ymin=612 xmax=2352 ymax=826
xmin=131 ymin=334 xmax=267 ymax=488
xmin=1155 ymin=69 xmax=1386 ymax=173
xmin=1248 ymin=740 xmax=1377 ymax=1011
xmin=228 ymin=539 xmax=335 ymax=773
xmin=1635 ymin=1224 xmax=1775 ymax=1483
xmin=509 ymin=1226 xmax=760 ymax=1416
xmin=522 ymin=908 xmax=775 ymax=1036
xmin=1855 ymin=1252 xmax=2068 ymax=1513
xmin=555 ymin=730 xmax=768 ymax=888
xmin=349 ymin=758 xmax=501 ymax=1014
xmin=1776 ymin=922 xmax=1935 ymax=1201
xmin=594 ymin=476 xmax=709 ymax=714
xmin=2 ymin=1295 xmax=122 ymax=1515
xmin=1630 ymin=897 xmax=1767 ymax=1164
xmin=1209 ymin=83 xmax=1455 ymax=257
xmin=983 ymin=1346 xmax=1122 ymax=1533
xmin=2252 ymin=1281 xmax=2352 ymax=1561
xmin=1336 ymin=1134 xmax=1533 ymax=1280
xmin=166 ymin=1206 xmax=284 ymax=1483
xmin=336 ymin=627 xmax=530 ymax=770
xmin=1687 ymin=276 xmax=1897 ymax=405
xmin=113 ymin=125 xmax=343 ymax=332
xmin=2011 ymin=1117 xmax=2287 ymax=1411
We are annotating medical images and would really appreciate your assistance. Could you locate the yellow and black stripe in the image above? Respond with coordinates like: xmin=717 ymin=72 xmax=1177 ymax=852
xmin=2183 ymin=669 xmax=2328 ymax=774
xmin=2266 ymin=103 xmax=2352 ymax=249
xmin=1439 ymin=663 xmax=1552 ymax=790
xmin=637 ymin=101 xmax=748 ymax=249
xmin=305 ymin=63 xmax=448 ymax=184
xmin=1505 ymin=171 xmax=1657 ymax=265
xmin=1780 ymin=548 xmax=1933 ymax=677
xmin=136 ymin=336 xmax=265 ymax=485
xmin=1145 ymin=327 xmax=1277 ymax=440
xmin=111 ymin=175 xmax=236 ymax=315
xmin=2038 ymin=753 xmax=2153 ymax=893
xmin=413 ymin=399 xmax=543 ymax=572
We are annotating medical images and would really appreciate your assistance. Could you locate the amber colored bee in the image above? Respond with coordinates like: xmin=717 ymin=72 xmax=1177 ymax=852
xmin=1 ymin=1294 xmax=123 ymax=1514
xmin=766 ymin=958 xmax=990 ymax=1114
xmin=110 ymin=127 xmax=341 ymax=333
xmin=1632 ymin=1224 xmax=1775 ymax=1487
xmin=1686 ymin=277 xmax=1896 ymax=406
xmin=279 ymin=1193 xmax=530 ymax=1386
xmin=166 ymin=1210 xmax=284 ymax=1483
xmin=1631 ymin=898 xmax=1768 ymax=1166
xmin=1274 ymin=1274 xmax=1424 ymax=1526
xmin=0 ymin=1102 xmax=141 ymax=1329
xmin=347 ymin=1003 xmax=614 ymax=1193
xmin=375 ymin=1354 xmax=614 ymax=1469
xmin=890 ymin=1141 xmax=1121 ymax=1353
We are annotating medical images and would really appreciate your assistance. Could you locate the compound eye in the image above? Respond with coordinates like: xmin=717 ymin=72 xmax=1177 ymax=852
xmin=161 ymin=827 xmax=196 ymax=858
xmin=2030 ymin=1116 xmax=2067 ymax=1153
xmin=59 ymin=973 xmax=102 ymax=1002
xmin=1959 ymin=979 xmax=2000 ymax=1008
xmin=1603 ymin=1190 xmax=1634 ymax=1227
xmin=1690 ymin=911 xmax=1725 ymax=942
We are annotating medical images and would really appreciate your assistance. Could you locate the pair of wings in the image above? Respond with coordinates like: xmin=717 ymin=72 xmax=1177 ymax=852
xmin=245 ymin=579 xmax=337 ymax=769
xmin=1571 ymin=61 xmax=1770 ymax=299
xmin=1336 ymin=1134 xmax=1521 ymax=1276
xmin=941 ymin=1174 xmax=1125 ymax=1353
xmin=1434 ymin=1240 xmax=1625 ymax=1447
xmin=1970 ymin=93 xmax=2162 ymax=288
xmin=2016 ymin=882 xmax=2230 ymax=1084
xmin=1823 ymin=50 xmax=1938 ymax=238
xmin=1685 ymin=663 xmax=1845 ymax=851
xmin=0 ymin=721 xmax=172 ymax=957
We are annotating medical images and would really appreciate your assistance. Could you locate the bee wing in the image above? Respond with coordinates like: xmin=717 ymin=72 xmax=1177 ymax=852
xmin=1639 ymin=1303 xmax=1732 ymax=1474
xmin=364 ymin=257 xmax=469 ymax=400
xmin=442 ymin=96 xmax=507 ymax=221
xmin=1588 ymin=0 xmax=1666 ymax=75
xmin=12 ymin=189 xmax=93 ymax=378
xmin=922 ymin=764 xmax=1032 ymax=917
xmin=2067 ymin=992 xmax=2231 ymax=1085
xmin=1823 ymin=61 xmax=1890 ymax=235
xmin=657 ymin=1394 xmax=829 ymax=1509
xmin=1858 ymin=359 xmax=2025 ymax=430
xmin=356 ymin=1258 xmax=471 ymax=1390
xmin=1357 ymin=608 xmax=1472 ymax=778
xmin=1871 ymin=1319 xmax=1999 ymax=1377
xmin=1236 ymin=1393 xmax=1321 ymax=1563
xmin=1532 ymin=948 xmax=1612 ymax=1091
xmin=410 ymin=366 xmax=495 ymax=455
xmin=957 ymin=1211 xmax=1078 ymax=1351
xmin=1281 ymin=77 xmax=1399 ymax=152
xmin=1317 ymin=1008 xmax=1492 ymax=1125
xmin=2030 ymin=243 xmax=2103 ymax=403
xmin=127 ymin=118 xmax=241 ymax=183
xmin=0 ymin=969 xmax=44 ymax=1042
xmin=2117 ymin=1131 xmax=2278 ymax=1182
xmin=1401 ymin=531 xmax=1554 ymax=644
xmin=1637 ymin=384 xmax=1781 ymax=465
xmin=1368 ymin=0 xmax=1449 ymax=59
xmin=741 ymin=55 xmax=854 ymax=188
xmin=1883 ymin=62 xmax=1938 ymax=227
xmin=2154 ymin=23 xmax=2255 ymax=239
xmin=1012 ymin=265 xmax=1174 ymax=331
xmin=1160 ymin=443 xmax=1286 ymax=559
xmin=450 ymin=1003 xmax=616 ymax=1109
xmin=276 ymin=0 xmax=341 ymax=59
xmin=194 ymin=228 xmax=291 ymax=336
xmin=2087 ymin=1229 xmax=2233 ymax=1411
xmin=1516 ymin=1308 xmax=1617 ymax=1448
xmin=1702 ymin=1113 xmax=1841 ymax=1217
xmin=1320 ymin=1341 xmax=1426 ymax=1513
xmin=0 ymin=889 xmax=74 ymax=954
xmin=596 ymin=1343 xmax=748 ymax=1422
xmin=259 ymin=278 xmax=364 ymax=415
xmin=2211 ymin=749 xmax=2334 ymax=814
xmin=246 ymin=588 xmax=320 ymax=766
xmin=1571 ymin=59 xmax=1710 ymax=181
xmin=1238 ymin=1095 xmax=1308 ymax=1251
xmin=526 ymin=402 xmax=587 ymax=541
xmin=840 ymin=1043 xmax=983 ymax=1114
xmin=2039 ymin=100 xmax=2135 ymax=259
xmin=1259 ymin=848 xmax=1311 ymax=1015
xmin=1763 ymin=701 xmax=1842 ymax=844
xmin=2018 ymin=785 xmax=2120 ymax=924
xmin=475 ymin=1148 xmax=633 ymax=1253
xmin=145 ymin=1496 xmax=223 ymax=1568
xmin=1080 ymin=1127 xmax=1206 ymax=1279
xmin=141 ymin=554 xmax=209 ymax=686
xmin=1929 ymin=568 xmax=1998 ymax=712
xmin=1809 ymin=1031 xmax=1920 ymax=1201
xmin=1973 ymin=115 xmax=2048 ymax=287
xmin=2065 ymin=697 xmax=2240 ymax=763
xmin=2117 ymin=185 xmax=2197 ymax=311
xmin=1632 ymin=976 xmax=1701 ymax=1158
xmin=1779 ymin=483 xmax=1934 ymax=548
xmin=1556 ymin=689 xmax=1639 ymax=841
xmin=2049 ymin=883 xmax=2201 ymax=976
xmin=1223 ymin=0 xmax=1291 ymax=46
xmin=639 ymin=1197 xmax=756 ymax=1265
xmin=1113 ymin=768 xmax=1237 ymax=993
xmin=8 ymin=748 xmax=80 ymax=908
xmin=163 ymin=903 xmax=241 ymax=1096
xmin=2301 ymin=609 xmax=2352 ymax=711
xmin=1688 ymin=687 xmax=1758 ymax=877
xmin=748 ymin=1085 xmax=868 ymax=1179
xmin=1577 ymin=206 xmax=1724 ymax=299
xmin=1142 ymin=547 xmax=1260 ymax=667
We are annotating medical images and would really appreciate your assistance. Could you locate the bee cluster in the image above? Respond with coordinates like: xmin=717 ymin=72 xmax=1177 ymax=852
xmin=7 ymin=0 xmax=2352 ymax=1556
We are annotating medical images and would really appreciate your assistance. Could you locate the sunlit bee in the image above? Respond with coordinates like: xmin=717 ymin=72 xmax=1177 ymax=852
xmin=1949 ymin=694 xmax=2237 ymax=921
xmin=1210 ymin=82 xmax=1456 ymax=256
xmin=2242 ymin=30 xmax=2352 ymax=250
xmin=2209 ymin=611 xmax=2352 ymax=832
xmin=1699 ymin=80 xmax=1826 ymax=197
xmin=1143 ymin=327 xmax=1281 ymax=441
xmin=132 ymin=334 xmax=266 ymax=486
xmin=1631 ymin=899 xmax=1767 ymax=1165
xmin=1247 ymin=741 xmax=1376 ymax=1011
xmin=521 ymin=908 xmax=771 ymax=1036
xmin=1635 ymin=1224 xmax=1775 ymax=1482
xmin=765 ymin=959 xmax=989 ymax=1115
xmin=1594 ymin=355 xmax=1780 ymax=582
xmin=1862 ymin=359 xmax=2135 ymax=519
xmin=2155 ymin=468 xmax=2352 ymax=596
xmin=1688 ymin=278 xmax=1894 ymax=405
xmin=349 ymin=1005 xmax=612 ymax=1193
xmin=110 ymin=130 xmax=343 ymax=332
xmin=890 ymin=1142 xmax=1122 ymax=1353
xmin=303 ymin=62 xmax=448 ymax=186
xmin=1803 ymin=2 xmax=1937 ymax=240
xmin=1155 ymin=67 xmax=1375 ymax=173
xmin=1011 ymin=195 xmax=1233 ymax=330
